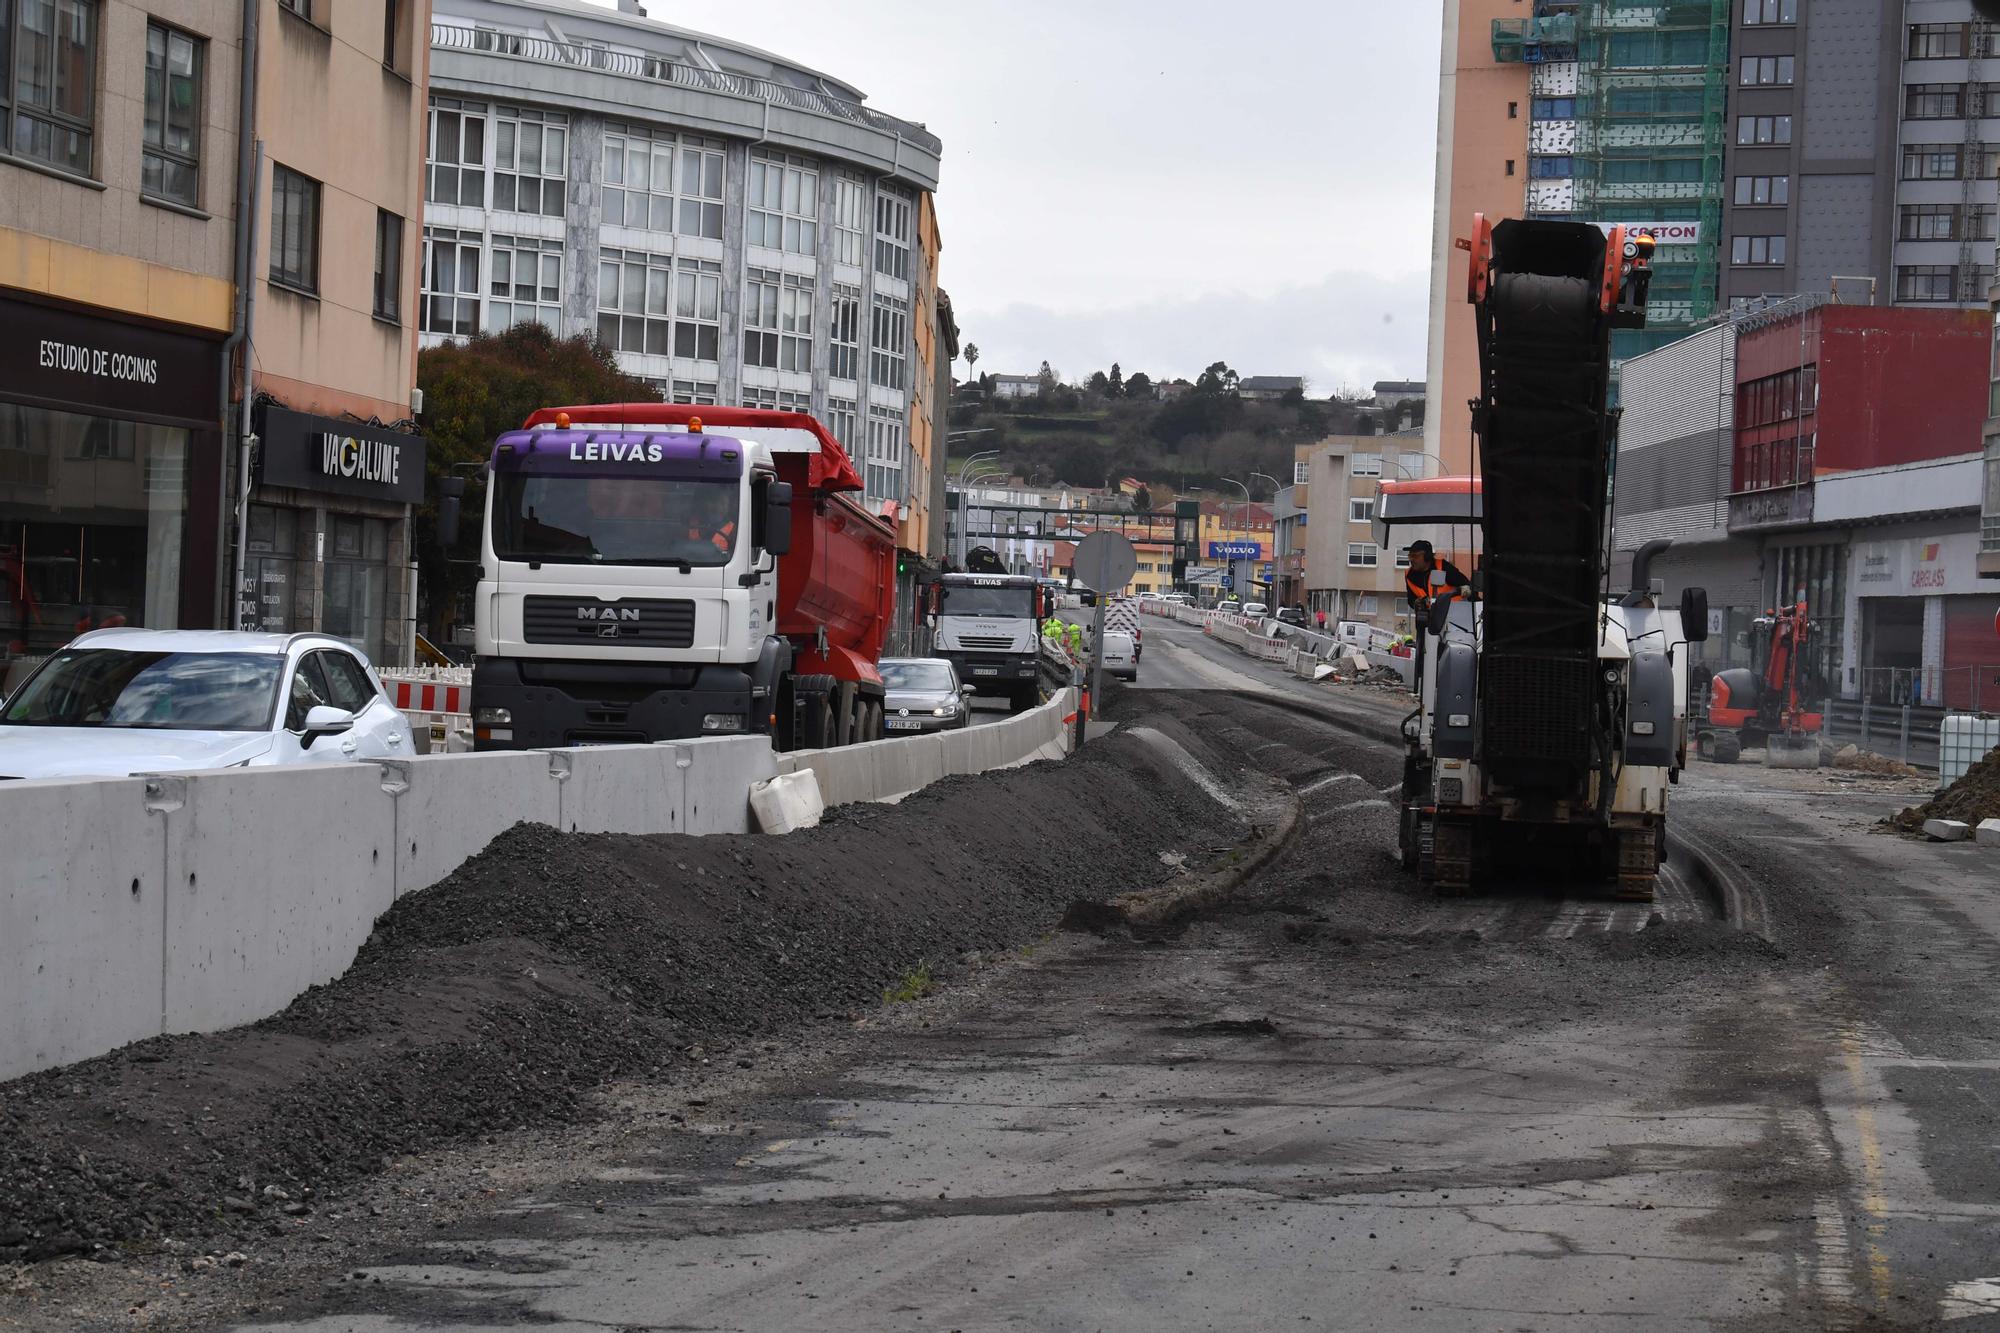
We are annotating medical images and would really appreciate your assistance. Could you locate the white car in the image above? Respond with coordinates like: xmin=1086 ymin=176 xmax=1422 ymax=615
xmin=0 ymin=629 xmax=411 ymax=780
xmin=1242 ymin=602 xmax=1270 ymax=618
xmin=1100 ymin=630 xmax=1139 ymax=680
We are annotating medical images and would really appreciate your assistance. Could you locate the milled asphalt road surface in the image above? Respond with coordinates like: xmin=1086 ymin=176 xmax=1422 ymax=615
xmin=23 ymin=618 xmax=2000 ymax=1332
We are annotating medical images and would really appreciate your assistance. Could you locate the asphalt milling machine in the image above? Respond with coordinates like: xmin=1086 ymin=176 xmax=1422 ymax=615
xmin=1385 ymin=216 xmax=1711 ymax=901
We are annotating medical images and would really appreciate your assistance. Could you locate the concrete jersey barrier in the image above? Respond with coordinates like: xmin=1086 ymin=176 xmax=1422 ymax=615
xmin=0 ymin=690 xmax=1078 ymax=1084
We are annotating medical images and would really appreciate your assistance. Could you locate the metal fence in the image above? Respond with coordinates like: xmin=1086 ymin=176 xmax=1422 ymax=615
xmin=430 ymin=25 xmax=943 ymax=155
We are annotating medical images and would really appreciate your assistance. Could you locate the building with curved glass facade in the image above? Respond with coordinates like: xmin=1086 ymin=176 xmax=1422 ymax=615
xmin=420 ymin=0 xmax=947 ymax=554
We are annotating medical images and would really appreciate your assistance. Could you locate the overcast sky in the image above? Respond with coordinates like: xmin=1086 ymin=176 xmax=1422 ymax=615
xmin=654 ymin=1 xmax=1445 ymax=391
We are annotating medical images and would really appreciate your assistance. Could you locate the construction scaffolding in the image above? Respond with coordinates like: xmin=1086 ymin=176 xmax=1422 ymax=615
xmin=1497 ymin=0 xmax=1731 ymax=359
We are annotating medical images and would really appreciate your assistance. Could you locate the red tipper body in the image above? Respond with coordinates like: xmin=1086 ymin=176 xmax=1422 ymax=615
xmin=520 ymin=403 xmax=896 ymax=688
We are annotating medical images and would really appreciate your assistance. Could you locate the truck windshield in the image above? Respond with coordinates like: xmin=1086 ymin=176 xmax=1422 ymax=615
xmin=494 ymin=474 xmax=739 ymax=567
xmin=939 ymin=585 xmax=1033 ymax=618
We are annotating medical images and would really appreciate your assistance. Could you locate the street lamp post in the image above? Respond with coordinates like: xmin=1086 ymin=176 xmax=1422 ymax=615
xmin=1251 ymin=471 xmax=1283 ymax=604
xmin=1221 ymin=476 xmax=1251 ymax=600
xmin=953 ymin=449 xmax=999 ymax=566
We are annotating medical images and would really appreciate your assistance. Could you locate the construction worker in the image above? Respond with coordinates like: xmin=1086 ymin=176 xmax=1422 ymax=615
xmin=687 ymin=485 xmax=737 ymax=557
xmin=1065 ymin=620 xmax=1086 ymax=659
xmin=1403 ymin=540 xmax=1471 ymax=613
xmin=1041 ymin=613 xmax=1066 ymax=646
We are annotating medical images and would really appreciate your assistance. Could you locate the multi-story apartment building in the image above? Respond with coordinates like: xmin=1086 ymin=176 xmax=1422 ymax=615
xmin=1500 ymin=0 xmax=1733 ymax=362
xmin=418 ymin=0 xmax=943 ymax=581
xmin=1423 ymin=0 xmax=1531 ymax=478
xmin=1302 ymin=435 xmax=1429 ymax=629
xmin=0 ymin=0 xmax=431 ymax=678
xmin=1719 ymin=1 xmax=2000 ymax=314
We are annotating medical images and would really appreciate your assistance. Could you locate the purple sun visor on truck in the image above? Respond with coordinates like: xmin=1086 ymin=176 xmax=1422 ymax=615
xmin=488 ymin=430 xmax=747 ymax=481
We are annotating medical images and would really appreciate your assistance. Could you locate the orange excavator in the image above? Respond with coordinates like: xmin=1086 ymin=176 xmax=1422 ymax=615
xmin=1697 ymin=599 xmax=1822 ymax=766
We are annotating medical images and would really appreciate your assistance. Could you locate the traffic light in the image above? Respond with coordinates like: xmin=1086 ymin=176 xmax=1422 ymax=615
xmin=897 ymin=557 xmax=908 ymax=575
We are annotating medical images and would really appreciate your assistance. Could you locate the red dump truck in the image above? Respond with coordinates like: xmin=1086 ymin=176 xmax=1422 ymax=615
xmin=463 ymin=403 xmax=897 ymax=751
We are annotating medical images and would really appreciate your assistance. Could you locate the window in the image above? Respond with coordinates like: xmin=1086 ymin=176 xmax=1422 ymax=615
xmin=1347 ymin=543 xmax=1378 ymax=568
xmin=1736 ymin=115 xmax=1793 ymax=146
xmin=826 ymin=397 xmax=858 ymax=455
xmin=1740 ymin=56 xmax=1794 ymax=86
xmin=373 ymin=210 xmax=403 ymax=323
xmin=1971 ymin=206 xmax=1998 ymax=241
xmin=1900 ymin=203 xmax=1958 ymax=240
xmin=834 ymin=174 xmax=867 ymax=267
xmin=1351 ymin=453 xmax=1382 ymax=478
xmin=1394 ymin=545 xmax=1412 ymax=569
xmin=669 ymin=379 xmax=717 ymax=405
xmin=1902 ymin=146 xmax=1962 ymax=180
xmin=269 ymin=164 xmax=320 ymax=294
xmin=6 ymin=0 xmax=99 ymax=175
xmin=1906 ymin=83 xmax=1963 ymax=119
xmin=746 ymin=268 xmax=813 ymax=372
xmin=1909 ymin=23 xmax=1967 ymax=59
xmin=1349 ymin=497 xmax=1375 ymax=524
xmin=597 ymin=247 xmax=671 ymax=354
xmin=742 ymin=386 xmax=811 ymax=412
xmin=381 ymin=0 xmax=400 ymax=69
xmin=874 ymin=188 xmax=911 ymax=281
xmin=1896 ymin=264 xmax=1957 ymax=301
xmin=830 ymin=283 xmax=861 ymax=381
xmin=678 ymin=141 xmax=723 ymax=239
xmin=1529 ymin=155 xmax=1575 ymax=178
xmin=1730 ymin=234 xmax=1787 ymax=265
xmin=674 ymin=258 xmax=721 ymax=360
xmin=1742 ymin=0 xmax=1797 ymax=22
xmin=1531 ymin=96 xmax=1576 ymax=119
xmin=747 ymin=151 xmax=819 ymax=255
xmin=1293 ymin=460 xmax=1310 ymax=485
xmin=142 ymin=23 xmax=202 ymax=205
xmin=420 ymin=226 xmax=479 ymax=335
xmin=487 ymin=234 xmax=559 ymax=331
xmin=870 ymin=293 xmax=908 ymax=390
xmin=278 ymin=0 xmax=309 ymax=19
xmin=1734 ymin=175 xmax=1790 ymax=206
xmin=492 ymin=106 xmax=566 ymax=217
xmin=1506 ymin=159 xmax=1516 ymax=177
xmin=426 ymin=98 xmax=485 ymax=207
xmin=865 ymin=403 xmax=903 ymax=505
xmin=601 ymin=126 xmax=673 ymax=231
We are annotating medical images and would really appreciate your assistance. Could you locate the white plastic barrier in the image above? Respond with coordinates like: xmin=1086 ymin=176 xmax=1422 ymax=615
xmin=1940 ymin=714 xmax=2000 ymax=788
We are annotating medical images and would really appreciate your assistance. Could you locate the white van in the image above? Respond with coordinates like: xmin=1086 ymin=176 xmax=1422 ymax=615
xmin=1099 ymin=630 xmax=1138 ymax=680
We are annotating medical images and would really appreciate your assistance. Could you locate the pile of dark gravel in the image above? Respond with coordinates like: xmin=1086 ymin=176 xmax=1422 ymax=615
xmin=0 ymin=732 xmax=1237 ymax=1263
xmin=1892 ymin=744 xmax=2000 ymax=831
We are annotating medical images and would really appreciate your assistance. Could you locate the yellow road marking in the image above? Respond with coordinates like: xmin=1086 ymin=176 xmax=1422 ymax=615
xmin=1842 ymin=1035 xmax=1894 ymax=1312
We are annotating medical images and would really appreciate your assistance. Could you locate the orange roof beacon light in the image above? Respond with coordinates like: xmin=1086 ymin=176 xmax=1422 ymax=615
xmin=688 ymin=416 xmax=703 ymax=433
xmin=555 ymin=411 xmax=571 ymax=430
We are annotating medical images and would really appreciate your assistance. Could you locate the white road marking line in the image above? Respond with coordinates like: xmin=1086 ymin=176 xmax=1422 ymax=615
xmin=1299 ymin=771 xmax=1364 ymax=795
xmin=1330 ymin=798 xmax=1391 ymax=813
xmin=1941 ymin=1277 xmax=2000 ymax=1321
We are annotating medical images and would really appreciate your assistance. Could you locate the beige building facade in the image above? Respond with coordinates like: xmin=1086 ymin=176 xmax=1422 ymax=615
xmin=0 ymin=0 xmax=431 ymax=673
xmin=1302 ymin=434 xmax=1431 ymax=631
xmin=1421 ymin=0 xmax=1529 ymax=480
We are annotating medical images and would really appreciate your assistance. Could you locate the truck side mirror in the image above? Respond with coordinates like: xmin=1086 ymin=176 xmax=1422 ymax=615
xmin=436 ymin=476 xmax=466 ymax=548
xmin=760 ymin=479 xmax=794 ymax=557
xmin=1680 ymin=586 xmax=1710 ymax=643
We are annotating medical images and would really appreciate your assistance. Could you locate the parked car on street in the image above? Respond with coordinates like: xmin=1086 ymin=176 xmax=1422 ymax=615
xmin=1243 ymin=602 xmax=1270 ymax=619
xmin=0 ymin=629 xmax=410 ymax=780
xmin=1276 ymin=606 xmax=1309 ymax=627
xmin=879 ymin=657 xmax=975 ymax=732
xmin=1100 ymin=631 xmax=1139 ymax=680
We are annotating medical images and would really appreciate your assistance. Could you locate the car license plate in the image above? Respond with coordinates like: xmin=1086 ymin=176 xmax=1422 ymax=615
xmin=885 ymin=718 xmax=922 ymax=730
xmin=973 ymin=667 xmax=998 ymax=676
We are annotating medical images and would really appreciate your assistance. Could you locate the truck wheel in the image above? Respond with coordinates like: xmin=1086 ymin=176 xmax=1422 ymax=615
xmin=1696 ymin=730 xmax=1715 ymax=761
xmin=793 ymin=674 xmax=839 ymax=749
xmin=860 ymin=699 xmax=882 ymax=742
xmin=1398 ymin=806 xmax=1420 ymax=873
xmin=1713 ymin=731 xmax=1742 ymax=764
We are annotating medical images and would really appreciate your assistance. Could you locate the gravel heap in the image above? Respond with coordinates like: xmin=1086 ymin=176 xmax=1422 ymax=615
xmin=1892 ymin=743 xmax=2000 ymax=831
xmin=0 ymin=733 xmax=1237 ymax=1263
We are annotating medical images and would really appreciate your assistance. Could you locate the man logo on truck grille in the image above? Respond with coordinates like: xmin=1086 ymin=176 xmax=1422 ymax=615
xmin=577 ymin=607 xmax=642 ymax=621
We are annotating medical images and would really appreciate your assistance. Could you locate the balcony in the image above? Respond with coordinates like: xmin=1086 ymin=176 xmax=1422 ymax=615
xmin=1492 ymin=15 xmax=1578 ymax=63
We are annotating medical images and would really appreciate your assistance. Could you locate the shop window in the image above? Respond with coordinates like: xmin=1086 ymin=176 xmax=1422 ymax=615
xmin=0 ymin=403 xmax=187 ymax=657
xmin=322 ymin=514 xmax=389 ymax=662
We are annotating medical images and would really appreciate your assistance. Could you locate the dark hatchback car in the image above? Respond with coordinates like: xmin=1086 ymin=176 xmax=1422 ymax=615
xmin=880 ymin=657 xmax=976 ymax=732
xmin=1275 ymin=606 xmax=1309 ymax=628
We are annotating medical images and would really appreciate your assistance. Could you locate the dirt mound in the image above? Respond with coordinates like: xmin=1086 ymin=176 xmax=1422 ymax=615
xmin=0 ymin=733 xmax=1239 ymax=1263
xmin=1831 ymin=746 xmax=1920 ymax=777
xmin=1891 ymin=744 xmax=2000 ymax=831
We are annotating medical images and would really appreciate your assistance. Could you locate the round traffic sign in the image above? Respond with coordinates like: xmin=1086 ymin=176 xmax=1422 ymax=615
xmin=1073 ymin=531 xmax=1138 ymax=593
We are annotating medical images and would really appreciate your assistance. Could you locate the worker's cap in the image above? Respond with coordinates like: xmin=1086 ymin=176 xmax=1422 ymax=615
xmin=1407 ymin=539 xmax=1435 ymax=557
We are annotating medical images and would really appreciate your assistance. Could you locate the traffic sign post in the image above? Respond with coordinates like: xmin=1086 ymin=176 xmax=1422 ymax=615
xmin=1073 ymin=531 xmax=1138 ymax=728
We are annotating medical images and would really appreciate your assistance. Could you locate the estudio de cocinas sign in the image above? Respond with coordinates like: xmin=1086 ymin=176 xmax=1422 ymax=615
xmin=256 ymin=404 xmax=426 ymax=504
